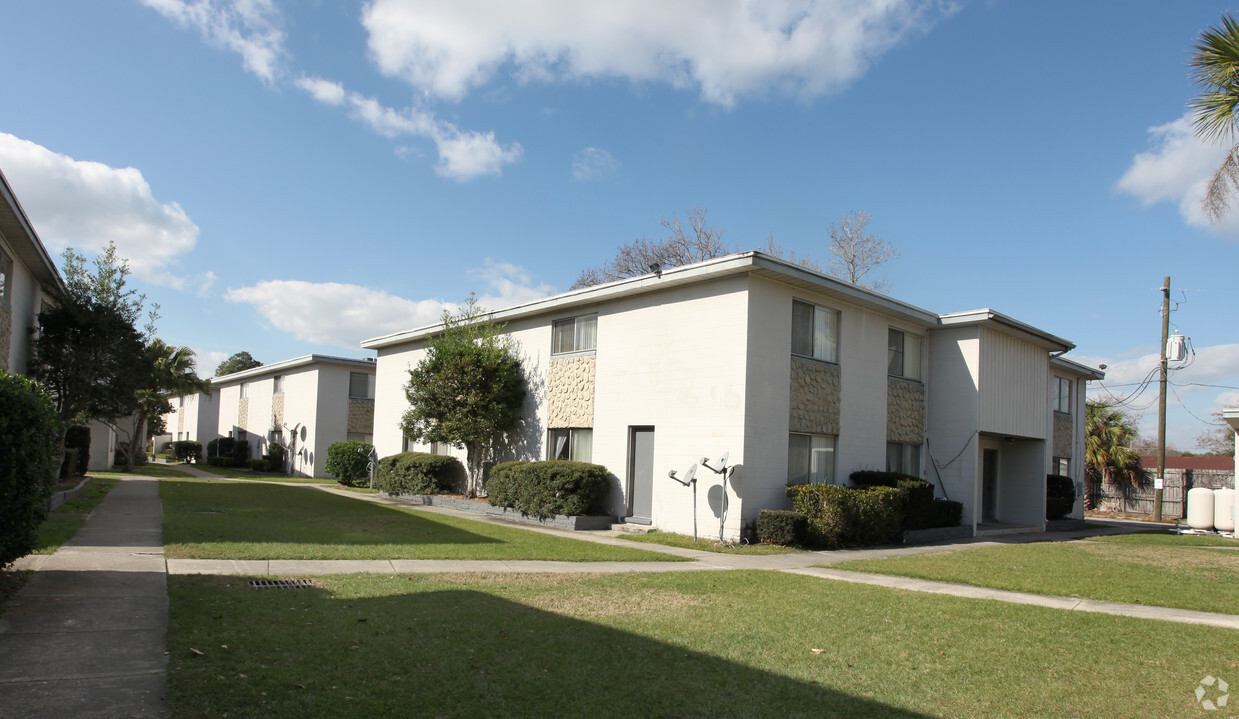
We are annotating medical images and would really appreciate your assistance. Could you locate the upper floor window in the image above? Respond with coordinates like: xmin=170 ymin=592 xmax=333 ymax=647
xmin=552 ymin=315 xmax=597 ymax=355
xmin=349 ymin=372 xmax=375 ymax=399
xmin=888 ymin=329 xmax=922 ymax=381
xmin=273 ymin=375 xmax=284 ymax=395
xmin=548 ymin=428 xmax=592 ymax=462
xmin=791 ymin=300 xmax=838 ymax=363
xmin=0 ymin=248 xmax=12 ymax=306
xmin=239 ymin=382 xmax=249 ymax=400
xmin=1054 ymin=377 xmax=1072 ymax=414
xmin=788 ymin=433 xmax=836 ymax=485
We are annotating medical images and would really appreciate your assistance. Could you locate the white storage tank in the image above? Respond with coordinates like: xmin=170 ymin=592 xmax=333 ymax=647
xmin=1215 ymin=488 xmax=1236 ymax=533
xmin=1187 ymin=488 xmax=1216 ymax=530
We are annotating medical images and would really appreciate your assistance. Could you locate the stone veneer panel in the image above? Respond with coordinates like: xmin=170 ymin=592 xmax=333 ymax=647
xmin=887 ymin=379 xmax=925 ymax=443
xmin=237 ymin=398 xmax=249 ymax=432
xmin=272 ymin=395 xmax=285 ymax=427
xmin=547 ymin=355 xmax=596 ymax=427
xmin=789 ymin=359 xmax=841 ymax=435
xmin=349 ymin=398 xmax=374 ymax=434
xmin=177 ymin=407 xmax=185 ymax=433
xmin=0 ymin=303 xmax=10 ymax=372
xmin=1053 ymin=413 xmax=1073 ymax=459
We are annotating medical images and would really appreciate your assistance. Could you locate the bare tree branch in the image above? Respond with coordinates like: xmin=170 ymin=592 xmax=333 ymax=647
xmin=825 ymin=210 xmax=898 ymax=293
xmin=570 ymin=206 xmax=731 ymax=289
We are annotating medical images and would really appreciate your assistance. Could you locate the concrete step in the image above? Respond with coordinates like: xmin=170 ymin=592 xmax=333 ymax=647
xmin=611 ymin=522 xmax=654 ymax=535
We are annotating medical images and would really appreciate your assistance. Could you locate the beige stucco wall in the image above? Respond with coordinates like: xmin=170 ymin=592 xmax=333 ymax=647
xmin=788 ymin=359 xmax=840 ymax=435
xmin=887 ymin=379 xmax=926 ymax=443
xmin=1052 ymin=412 xmax=1073 ymax=459
xmin=547 ymin=355 xmax=596 ymax=427
xmin=348 ymin=398 xmax=374 ymax=434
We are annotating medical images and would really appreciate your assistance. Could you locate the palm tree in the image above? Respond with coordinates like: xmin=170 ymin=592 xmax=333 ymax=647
xmin=1083 ymin=402 xmax=1145 ymax=510
xmin=116 ymin=340 xmax=211 ymax=471
xmin=1189 ymin=13 xmax=1239 ymax=221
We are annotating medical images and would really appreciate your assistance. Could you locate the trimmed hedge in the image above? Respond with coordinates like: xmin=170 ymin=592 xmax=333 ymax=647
xmin=247 ymin=458 xmax=276 ymax=472
xmin=59 ymin=448 xmax=80 ymax=480
xmin=487 ymin=460 xmax=610 ymax=518
xmin=65 ymin=425 xmax=91 ymax=475
xmin=756 ymin=509 xmax=807 ymax=546
xmin=787 ymin=483 xmax=904 ymax=549
xmin=171 ymin=440 xmax=202 ymax=463
xmin=207 ymin=456 xmax=237 ymax=468
xmin=326 ymin=441 xmax=374 ymax=487
xmin=1047 ymin=474 xmax=1076 ymax=520
xmin=850 ymin=471 xmax=961 ymax=531
xmin=232 ymin=439 xmax=250 ymax=464
xmin=375 ymin=452 xmax=464 ymax=495
xmin=0 ymin=371 xmax=64 ymax=567
xmin=849 ymin=470 xmax=918 ymax=488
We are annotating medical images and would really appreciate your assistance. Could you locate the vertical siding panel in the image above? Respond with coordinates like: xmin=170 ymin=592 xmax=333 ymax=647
xmin=979 ymin=328 xmax=1048 ymax=439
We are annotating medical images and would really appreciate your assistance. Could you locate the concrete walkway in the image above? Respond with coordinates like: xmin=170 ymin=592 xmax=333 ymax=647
xmin=0 ymin=477 xmax=167 ymax=718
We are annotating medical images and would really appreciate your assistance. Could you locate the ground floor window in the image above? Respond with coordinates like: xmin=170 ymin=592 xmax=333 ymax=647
xmin=886 ymin=442 xmax=921 ymax=475
xmin=429 ymin=441 xmax=454 ymax=456
xmin=548 ymin=428 xmax=592 ymax=462
xmin=788 ymin=433 xmax=836 ymax=485
xmin=1052 ymin=456 xmax=1070 ymax=475
xmin=347 ymin=433 xmax=374 ymax=444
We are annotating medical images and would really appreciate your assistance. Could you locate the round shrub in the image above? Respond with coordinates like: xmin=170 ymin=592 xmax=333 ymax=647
xmin=375 ymin=452 xmax=464 ymax=495
xmin=65 ymin=425 xmax=91 ymax=475
xmin=1046 ymin=474 xmax=1076 ymax=520
xmin=756 ymin=509 xmax=807 ymax=546
xmin=486 ymin=460 xmax=610 ymax=517
xmin=172 ymin=440 xmax=202 ymax=463
xmin=0 ymin=371 xmax=64 ymax=567
xmin=326 ymin=441 xmax=375 ymax=487
xmin=787 ymin=483 xmax=904 ymax=549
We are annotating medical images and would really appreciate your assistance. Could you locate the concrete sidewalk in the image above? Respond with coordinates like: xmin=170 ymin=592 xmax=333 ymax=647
xmin=0 ymin=478 xmax=167 ymax=719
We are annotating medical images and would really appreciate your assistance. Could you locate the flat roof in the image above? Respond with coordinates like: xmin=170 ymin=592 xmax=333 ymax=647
xmin=362 ymin=251 xmax=1076 ymax=352
xmin=211 ymin=354 xmax=375 ymax=385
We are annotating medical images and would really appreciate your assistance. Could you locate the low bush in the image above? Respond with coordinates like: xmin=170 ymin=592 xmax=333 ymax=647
xmin=65 ymin=425 xmax=91 ymax=475
xmin=787 ymin=483 xmax=904 ymax=549
xmin=849 ymin=470 xmax=918 ymax=488
xmin=207 ymin=456 xmax=237 ymax=468
xmin=232 ymin=439 xmax=250 ymax=464
xmin=487 ymin=460 xmax=610 ymax=517
xmin=266 ymin=443 xmax=287 ymax=468
xmin=326 ymin=441 xmax=374 ymax=487
xmin=756 ymin=510 xmax=807 ymax=546
xmin=0 ymin=371 xmax=63 ymax=567
xmin=375 ymin=452 xmax=464 ymax=495
xmin=206 ymin=438 xmax=221 ymax=458
xmin=247 ymin=458 xmax=274 ymax=472
xmin=60 ymin=448 xmax=80 ymax=480
xmin=929 ymin=499 xmax=964 ymax=528
xmin=171 ymin=440 xmax=203 ymax=464
xmin=1046 ymin=474 xmax=1076 ymax=520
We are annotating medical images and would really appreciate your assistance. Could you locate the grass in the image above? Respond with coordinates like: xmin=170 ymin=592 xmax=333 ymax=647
xmin=32 ymin=478 xmax=120 ymax=554
xmin=833 ymin=535 xmax=1239 ymax=614
xmin=161 ymin=478 xmax=683 ymax=562
xmin=193 ymin=465 xmax=326 ymax=483
xmin=95 ymin=465 xmax=193 ymax=478
xmin=1087 ymin=529 xmax=1239 ymax=547
xmin=166 ymin=569 xmax=1239 ymax=718
xmin=620 ymin=530 xmax=800 ymax=555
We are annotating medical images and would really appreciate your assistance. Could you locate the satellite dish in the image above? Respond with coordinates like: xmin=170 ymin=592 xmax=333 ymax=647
xmin=669 ymin=464 xmax=697 ymax=487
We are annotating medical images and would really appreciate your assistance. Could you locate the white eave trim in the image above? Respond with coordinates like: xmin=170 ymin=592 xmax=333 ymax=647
xmin=938 ymin=309 xmax=1073 ymax=352
xmin=211 ymin=353 xmax=375 ymax=385
xmin=1050 ymin=355 xmax=1105 ymax=380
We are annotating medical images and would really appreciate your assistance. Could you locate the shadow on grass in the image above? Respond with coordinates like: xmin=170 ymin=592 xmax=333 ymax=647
xmin=168 ymin=577 xmax=936 ymax=719
xmin=162 ymin=479 xmax=501 ymax=548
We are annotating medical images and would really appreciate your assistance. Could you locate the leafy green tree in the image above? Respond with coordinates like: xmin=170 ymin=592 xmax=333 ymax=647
xmin=1084 ymin=402 xmax=1146 ymax=510
xmin=215 ymin=351 xmax=262 ymax=377
xmin=400 ymin=296 xmax=526 ymax=497
xmin=112 ymin=339 xmax=211 ymax=471
xmin=30 ymin=243 xmax=149 ymax=434
xmin=0 ymin=371 xmax=63 ymax=567
xmin=1189 ymin=13 xmax=1239 ymax=221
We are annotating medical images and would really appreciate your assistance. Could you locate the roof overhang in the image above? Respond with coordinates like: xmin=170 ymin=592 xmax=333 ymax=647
xmin=1224 ymin=408 xmax=1239 ymax=432
xmin=1051 ymin=354 xmax=1105 ymax=380
xmin=938 ymin=309 xmax=1073 ymax=353
xmin=211 ymin=354 xmax=375 ymax=385
xmin=0 ymin=168 xmax=64 ymax=291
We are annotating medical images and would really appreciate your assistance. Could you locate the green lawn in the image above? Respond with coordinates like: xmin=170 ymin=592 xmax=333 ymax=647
xmin=95 ymin=465 xmax=193 ymax=478
xmin=1087 ymin=529 xmax=1239 ymax=548
xmin=33 ymin=478 xmax=120 ymax=554
xmin=161 ymin=478 xmax=682 ymax=562
xmin=166 ymin=570 xmax=1239 ymax=719
xmin=621 ymin=529 xmax=800 ymax=555
xmin=193 ymin=464 xmax=328 ymax=483
xmin=833 ymin=535 xmax=1239 ymax=614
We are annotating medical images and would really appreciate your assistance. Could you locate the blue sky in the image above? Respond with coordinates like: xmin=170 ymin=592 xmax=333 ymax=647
xmin=1 ymin=0 xmax=1237 ymax=448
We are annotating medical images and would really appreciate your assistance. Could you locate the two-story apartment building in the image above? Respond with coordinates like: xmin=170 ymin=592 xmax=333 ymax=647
xmin=362 ymin=252 xmax=1101 ymax=540
xmin=212 ymin=355 xmax=376 ymax=478
xmin=154 ymin=390 xmax=221 ymax=453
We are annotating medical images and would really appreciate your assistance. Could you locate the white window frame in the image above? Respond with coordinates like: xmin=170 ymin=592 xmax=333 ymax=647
xmin=548 ymin=428 xmax=592 ymax=462
xmin=273 ymin=375 xmax=284 ymax=395
xmin=888 ymin=328 xmax=923 ymax=381
xmin=551 ymin=315 xmax=597 ymax=355
xmin=239 ymin=382 xmax=249 ymax=400
xmin=1054 ymin=377 xmax=1072 ymax=414
xmin=787 ymin=433 xmax=836 ymax=485
xmin=791 ymin=300 xmax=839 ymax=363
xmin=346 ymin=432 xmax=374 ymax=444
xmin=886 ymin=442 xmax=922 ymax=475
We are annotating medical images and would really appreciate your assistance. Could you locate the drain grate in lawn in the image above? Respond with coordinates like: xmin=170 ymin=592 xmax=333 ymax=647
xmin=249 ymin=578 xmax=316 ymax=590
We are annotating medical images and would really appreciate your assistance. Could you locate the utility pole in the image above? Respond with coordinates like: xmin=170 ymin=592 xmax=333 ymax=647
xmin=1153 ymin=276 xmax=1170 ymax=523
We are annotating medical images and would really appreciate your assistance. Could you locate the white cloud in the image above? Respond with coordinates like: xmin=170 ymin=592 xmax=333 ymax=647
xmin=297 ymin=76 xmax=522 ymax=180
xmin=1080 ymin=343 xmax=1239 ymax=405
xmin=1115 ymin=113 xmax=1239 ymax=236
xmin=572 ymin=147 xmax=620 ymax=181
xmin=191 ymin=348 xmax=231 ymax=378
xmin=197 ymin=271 xmax=219 ymax=298
xmin=362 ymin=0 xmax=953 ymax=107
xmin=224 ymin=261 xmax=551 ymax=348
xmin=0 ymin=133 xmax=199 ymax=288
xmin=140 ymin=0 xmax=286 ymax=82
